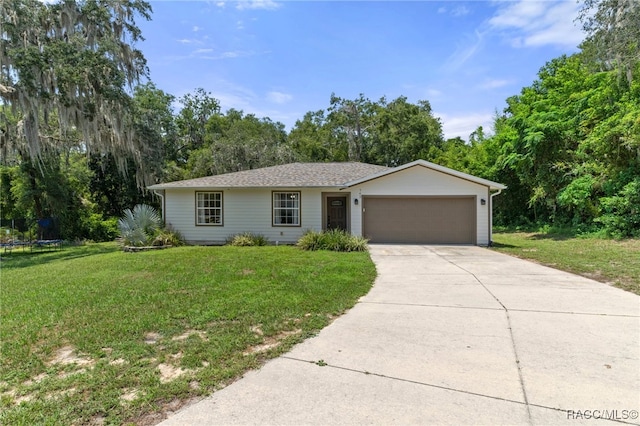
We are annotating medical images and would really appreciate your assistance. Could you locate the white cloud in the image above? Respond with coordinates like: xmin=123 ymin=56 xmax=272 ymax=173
xmin=445 ymin=1 xmax=583 ymax=72
xmin=219 ymin=50 xmax=247 ymax=58
xmin=451 ymin=6 xmax=470 ymax=17
xmin=489 ymin=0 xmax=584 ymax=49
xmin=437 ymin=5 xmax=470 ymax=17
xmin=209 ymin=80 xmax=257 ymax=110
xmin=216 ymin=1 xmax=225 ymax=7
xmin=266 ymin=91 xmax=293 ymax=104
xmin=165 ymin=49 xmax=258 ymax=62
xmin=478 ymin=79 xmax=511 ymax=90
xmin=236 ymin=0 xmax=281 ymax=11
xmin=443 ymin=30 xmax=486 ymax=71
xmin=437 ymin=112 xmax=494 ymax=141
xmin=177 ymin=38 xmax=200 ymax=44
xmin=237 ymin=20 xmax=245 ymax=30
xmin=192 ymin=26 xmax=202 ymax=32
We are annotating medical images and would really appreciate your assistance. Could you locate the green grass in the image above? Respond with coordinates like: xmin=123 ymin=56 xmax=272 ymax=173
xmin=491 ymin=231 xmax=640 ymax=295
xmin=0 ymin=243 xmax=376 ymax=425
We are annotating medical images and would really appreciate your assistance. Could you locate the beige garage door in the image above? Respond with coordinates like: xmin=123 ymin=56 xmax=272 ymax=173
xmin=363 ymin=197 xmax=476 ymax=244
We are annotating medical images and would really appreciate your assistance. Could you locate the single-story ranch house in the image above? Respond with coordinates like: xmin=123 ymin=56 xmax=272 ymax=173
xmin=148 ymin=160 xmax=506 ymax=246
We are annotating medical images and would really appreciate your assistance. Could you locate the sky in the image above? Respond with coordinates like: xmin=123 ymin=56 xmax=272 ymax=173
xmin=136 ymin=0 xmax=586 ymax=140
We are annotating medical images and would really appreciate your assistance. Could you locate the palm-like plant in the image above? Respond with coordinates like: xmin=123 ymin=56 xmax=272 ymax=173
xmin=118 ymin=204 xmax=162 ymax=246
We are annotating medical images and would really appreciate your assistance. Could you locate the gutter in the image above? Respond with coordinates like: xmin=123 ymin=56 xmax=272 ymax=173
xmin=489 ymin=189 xmax=503 ymax=246
xmin=153 ymin=190 xmax=165 ymax=223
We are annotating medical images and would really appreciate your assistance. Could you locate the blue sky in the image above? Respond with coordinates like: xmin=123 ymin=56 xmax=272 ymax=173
xmin=137 ymin=0 xmax=585 ymax=140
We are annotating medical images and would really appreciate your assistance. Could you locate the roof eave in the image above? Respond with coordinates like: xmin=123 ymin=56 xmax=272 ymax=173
xmin=147 ymin=184 xmax=347 ymax=190
xmin=343 ymin=159 xmax=507 ymax=190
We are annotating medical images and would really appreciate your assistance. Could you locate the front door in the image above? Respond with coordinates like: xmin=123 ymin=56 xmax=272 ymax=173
xmin=327 ymin=197 xmax=347 ymax=231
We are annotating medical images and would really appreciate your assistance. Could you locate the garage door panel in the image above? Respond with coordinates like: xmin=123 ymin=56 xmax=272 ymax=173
xmin=363 ymin=197 xmax=476 ymax=244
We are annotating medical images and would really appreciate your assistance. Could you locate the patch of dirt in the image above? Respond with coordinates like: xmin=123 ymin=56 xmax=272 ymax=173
xmin=58 ymin=368 xmax=87 ymax=379
xmin=2 ymin=388 xmax=34 ymax=405
xmin=127 ymin=396 xmax=202 ymax=426
xmin=243 ymin=329 xmax=301 ymax=355
xmin=23 ymin=372 xmax=47 ymax=386
xmin=250 ymin=325 xmax=264 ymax=336
xmin=241 ymin=269 xmax=254 ymax=275
xmin=109 ymin=358 xmax=126 ymax=366
xmin=583 ymin=270 xmax=605 ymax=280
xmin=157 ymin=363 xmax=189 ymax=383
xmin=48 ymin=345 xmax=94 ymax=367
xmin=120 ymin=388 xmax=140 ymax=403
xmin=88 ymin=415 xmax=106 ymax=425
xmin=144 ymin=332 xmax=162 ymax=345
xmin=45 ymin=387 xmax=76 ymax=400
xmin=172 ymin=329 xmax=207 ymax=341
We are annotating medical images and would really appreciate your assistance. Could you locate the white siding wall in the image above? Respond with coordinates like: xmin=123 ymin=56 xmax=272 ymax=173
xmin=164 ymin=188 xmax=326 ymax=244
xmin=348 ymin=166 xmax=491 ymax=245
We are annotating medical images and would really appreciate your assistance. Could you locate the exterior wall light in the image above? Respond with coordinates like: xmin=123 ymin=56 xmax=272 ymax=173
xmin=480 ymin=198 xmax=486 ymax=206
xmin=354 ymin=198 xmax=359 ymax=205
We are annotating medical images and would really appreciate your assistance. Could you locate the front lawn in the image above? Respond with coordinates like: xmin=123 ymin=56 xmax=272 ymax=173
xmin=491 ymin=232 xmax=640 ymax=295
xmin=0 ymin=243 xmax=376 ymax=425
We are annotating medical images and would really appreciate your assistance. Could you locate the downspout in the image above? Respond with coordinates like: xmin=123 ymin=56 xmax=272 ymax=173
xmin=489 ymin=189 xmax=502 ymax=246
xmin=153 ymin=190 xmax=166 ymax=224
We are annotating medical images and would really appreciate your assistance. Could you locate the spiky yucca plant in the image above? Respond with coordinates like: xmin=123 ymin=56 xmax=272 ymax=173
xmin=118 ymin=204 xmax=162 ymax=246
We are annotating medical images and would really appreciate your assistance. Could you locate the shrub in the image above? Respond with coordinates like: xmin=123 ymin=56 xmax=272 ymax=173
xmin=596 ymin=178 xmax=640 ymax=238
xmin=297 ymin=229 xmax=369 ymax=252
xmin=83 ymin=214 xmax=119 ymax=242
xmin=152 ymin=227 xmax=185 ymax=247
xmin=118 ymin=204 xmax=162 ymax=246
xmin=227 ymin=232 xmax=269 ymax=247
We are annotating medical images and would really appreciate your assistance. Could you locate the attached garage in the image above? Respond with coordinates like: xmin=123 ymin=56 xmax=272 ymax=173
xmin=362 ymin=196 xmax=476 ymax=244
xmin=345 ymin=160 xmax=507 ymax=246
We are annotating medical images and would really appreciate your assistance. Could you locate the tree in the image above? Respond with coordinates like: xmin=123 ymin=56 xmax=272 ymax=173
xmin=186 ymin=110 xmax=295 ymax=177
xmin=327 ymin=93 xmax=377 ymax=162
xmin=0 ymin=0 xmax=152 ymax=180
xmin=579 ymin=0 xmax=640 ymax=85
xmin=288 ymin=110 xmax=336 ymax=162
xmin=488 ymin=50 xmax=640 ymax=233
xmin=174 ymin=88 xmax=220 ymax=164
xmin=367 ymin=96 xmax=443 ymax=166
xmin=291 ymin=95 xmax=444 ymax=166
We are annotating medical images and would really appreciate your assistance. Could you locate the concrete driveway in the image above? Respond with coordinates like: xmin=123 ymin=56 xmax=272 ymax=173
xmin=160 ymin=245 xmax=640 ymax=425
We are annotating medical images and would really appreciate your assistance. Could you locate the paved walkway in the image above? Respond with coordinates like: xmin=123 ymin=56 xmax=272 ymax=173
xmin=160 ymin=245 xmax=640 ymax=425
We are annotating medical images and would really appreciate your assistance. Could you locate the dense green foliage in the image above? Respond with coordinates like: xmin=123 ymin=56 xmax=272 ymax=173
xmin=472 ymin=54 xmax=640 ymax=236
xmin=226 ymin=232 xmax=270 ymax=246
xmin=297 ymin=229 xmax=369 ymax=252
xmin=1 ymin=0 xmax=638 ymax=239
xmin=0 ymin=244 xmax=376 ymax=424
xmin=1 ymin=0 xmax=153 ymax=177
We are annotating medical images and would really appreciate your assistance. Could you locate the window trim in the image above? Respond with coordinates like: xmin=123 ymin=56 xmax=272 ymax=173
xmin=272 ymin=191 xmax=301 ymax=227
xmin=195 ymin=191 xmax=224 ymax=226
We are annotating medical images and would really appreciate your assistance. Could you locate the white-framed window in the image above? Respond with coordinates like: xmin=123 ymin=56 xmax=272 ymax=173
xmin=273 ymin=191 xmax=300 ymax=226
xmin=196 ymin=192 xmax=223 ymax=225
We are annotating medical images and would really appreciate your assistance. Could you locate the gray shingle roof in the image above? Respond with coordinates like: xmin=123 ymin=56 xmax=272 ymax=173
xmin=148 ymin=162 xmax=390 ymax=189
